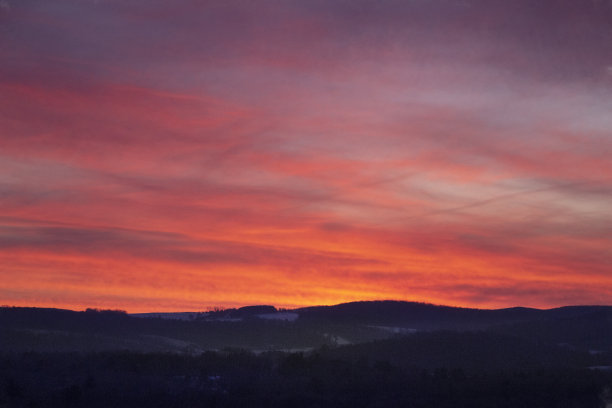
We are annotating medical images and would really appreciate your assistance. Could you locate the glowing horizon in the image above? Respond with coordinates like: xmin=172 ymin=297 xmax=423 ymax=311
xmin=1 ymin=0 xmax=611 ymax=313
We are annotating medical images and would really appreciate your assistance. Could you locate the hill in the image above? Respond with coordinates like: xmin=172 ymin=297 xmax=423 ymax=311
xmin=2 ymin=301 xmax=612 ymax=353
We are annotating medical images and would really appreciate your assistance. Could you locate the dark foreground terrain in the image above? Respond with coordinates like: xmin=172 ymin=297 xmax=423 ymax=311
xmin=2 ymin=350 xmax=611 ymax=408
xmin=2 ymin=302 xmax=612 ymax=407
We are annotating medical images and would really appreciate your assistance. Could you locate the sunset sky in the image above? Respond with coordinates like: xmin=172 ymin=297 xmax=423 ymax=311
xmin=1 ymin=0 xmax=611 ymax=312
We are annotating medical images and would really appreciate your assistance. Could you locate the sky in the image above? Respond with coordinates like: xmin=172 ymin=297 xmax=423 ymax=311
xmin=1 ymin=0 xmax=611 ymax=312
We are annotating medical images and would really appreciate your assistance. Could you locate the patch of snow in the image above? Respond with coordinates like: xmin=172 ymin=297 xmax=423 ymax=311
xmin=368 ymin=325 xmax=417 ymax=334
xmin=323 ymin=333 xmax=352 ymax=345
xmin=131 ymin=312 xmax=207 ymax=321
xmin=334 ymin=336 xmax=351 ymax=345
xmin=256 ymin=312 xmax=299 ymax=321
xmin=210 ymin=317 xmax=242 ymax=322
xmin=251 ymin=347 xmax=314 ymax=355
xmin=141 ymin=335 xmax=204 ymax=354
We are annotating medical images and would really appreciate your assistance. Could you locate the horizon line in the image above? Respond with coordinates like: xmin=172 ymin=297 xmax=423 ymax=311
xmin=3 ymin=299 xmax=612 ymax=315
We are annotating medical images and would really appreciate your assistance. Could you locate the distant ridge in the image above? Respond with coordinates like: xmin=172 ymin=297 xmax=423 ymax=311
xmin=2 ymin=301 xmax=612 ymax=353
xmin=4 ymin=301 xmax=612 ymax=333
xmin=293 ymin=300 xmax=544 ymax=330
xmin=4 ymin=300 xmax=612 ymax=322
